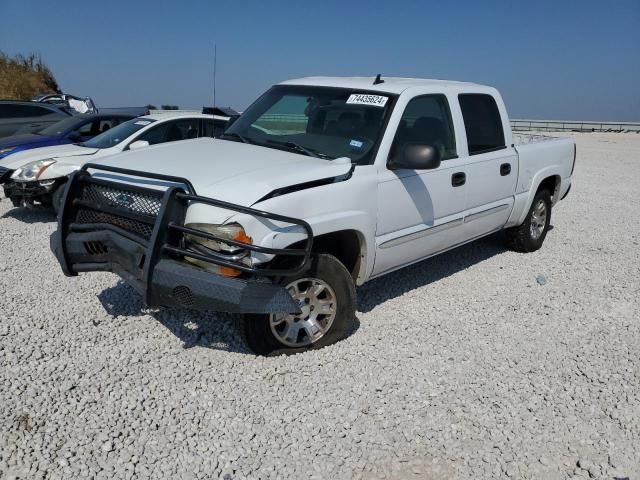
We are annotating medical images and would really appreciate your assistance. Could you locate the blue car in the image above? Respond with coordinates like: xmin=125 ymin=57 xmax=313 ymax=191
xmin=0 ymin=113 xmax=136 ymax=159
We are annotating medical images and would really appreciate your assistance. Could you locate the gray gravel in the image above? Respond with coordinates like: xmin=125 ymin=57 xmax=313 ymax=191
xmin=1 ymin=132 xmax=639 ymax=480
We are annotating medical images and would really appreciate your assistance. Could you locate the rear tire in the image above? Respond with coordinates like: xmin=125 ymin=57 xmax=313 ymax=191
xmin=505 ymin=189 xmax=552 ymax=252
xmin=242 ymin=253 xmax=356 ymax=356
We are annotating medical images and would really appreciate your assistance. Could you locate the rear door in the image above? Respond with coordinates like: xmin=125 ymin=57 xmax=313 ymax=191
xmin=458 ymin=94 xmax=517 ymax=239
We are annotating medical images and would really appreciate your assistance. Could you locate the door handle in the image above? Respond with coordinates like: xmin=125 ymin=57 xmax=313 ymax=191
xmin=500 ymin=163 xmax=511 ymax=176
xmin=451 ymin=172 xmax=466 ymax=187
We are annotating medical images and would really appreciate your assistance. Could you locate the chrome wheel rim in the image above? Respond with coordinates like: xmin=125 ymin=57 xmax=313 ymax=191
xmin=270 ymin=278 xmax=337 ymax=347
xmin=530 ymin=199 xmax=547 ymax=240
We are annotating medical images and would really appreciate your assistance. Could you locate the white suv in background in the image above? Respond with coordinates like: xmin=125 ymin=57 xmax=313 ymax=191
xmin=0 ymin=112 xmax=229 ymax=211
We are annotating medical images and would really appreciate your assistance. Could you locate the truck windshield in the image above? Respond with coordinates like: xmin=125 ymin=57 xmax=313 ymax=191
xmin=223 ymin=85 xmax=396 ymax=163
xmin=82 ymin=118 xmax=156 ymax=149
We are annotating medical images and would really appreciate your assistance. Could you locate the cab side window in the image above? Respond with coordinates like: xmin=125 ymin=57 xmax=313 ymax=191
xmin=136 ymin=118 xmax=199 ymax=145
xmin=458 ymin=94 xmax=505 ymax=155
xmin=389 ymin=95 xmax=457 ymax=164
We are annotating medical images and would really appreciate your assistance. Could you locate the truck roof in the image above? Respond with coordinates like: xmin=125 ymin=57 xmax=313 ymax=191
xmin=279 ymin=76 xmax=485 ymax=94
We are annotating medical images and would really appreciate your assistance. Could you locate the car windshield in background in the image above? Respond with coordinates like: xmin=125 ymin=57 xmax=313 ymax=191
xmin=223 ymin=85 xmax=396 ymax=164
xmin=82 ymin=118 xmax=156 ymax=149
xmin=37 ymin=117 xmax=83 ymax=137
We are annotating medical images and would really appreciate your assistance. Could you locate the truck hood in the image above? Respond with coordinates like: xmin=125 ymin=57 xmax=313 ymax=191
xmin=0 ymin=144 xmax=99 ymax=169
xmin=92 ymin=137 xmax=353 ymax=207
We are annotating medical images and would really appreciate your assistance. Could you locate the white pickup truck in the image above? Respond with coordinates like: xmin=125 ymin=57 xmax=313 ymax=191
xmin=51 ymin=76 xmax=575 ymax=355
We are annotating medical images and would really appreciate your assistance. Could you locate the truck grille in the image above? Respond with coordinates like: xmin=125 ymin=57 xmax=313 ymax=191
xmin=73 ymin=182 xmax=163 ymax=240
xmin=59 ymin=164 xmax=314 ymax=278
xmin=80 ymin=183 xmax=162 ymax=216
xmin=75 ymin=209 xmax=156 ymax=239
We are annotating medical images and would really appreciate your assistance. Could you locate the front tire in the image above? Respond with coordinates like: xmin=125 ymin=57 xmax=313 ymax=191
xmin=242 ymin=253 xmax=356 ymax=356
xmin=505 ymin=189 xmax=552 ymax=252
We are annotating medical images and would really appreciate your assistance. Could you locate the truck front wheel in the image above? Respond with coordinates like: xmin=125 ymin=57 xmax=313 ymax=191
xmin=242 ymin=253 xmax=356 ymax=355
xmin=505 ymin=189 xmax=552 ymax=252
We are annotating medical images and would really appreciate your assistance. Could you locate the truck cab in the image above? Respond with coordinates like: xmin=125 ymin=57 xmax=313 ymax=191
xmin=51 ymin=77 xmax=575 ymax=355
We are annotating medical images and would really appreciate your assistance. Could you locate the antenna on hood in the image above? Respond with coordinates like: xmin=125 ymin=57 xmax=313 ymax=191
xmin=373 ymin=74 xmax=384 ymax=85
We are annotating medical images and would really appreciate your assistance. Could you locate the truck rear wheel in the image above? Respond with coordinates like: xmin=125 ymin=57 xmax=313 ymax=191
xmin=505 ymin=189 xmax=552 ymax=252
xmin=242 ymin=253 xmax=356 ymax=356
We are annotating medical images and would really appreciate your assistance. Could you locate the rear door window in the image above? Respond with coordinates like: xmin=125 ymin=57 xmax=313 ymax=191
xmin=458 ymin=94 xmax=506 ymax=155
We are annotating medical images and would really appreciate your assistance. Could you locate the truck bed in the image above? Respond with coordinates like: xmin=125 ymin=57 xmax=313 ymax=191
xmin=513 ymin=133 xmax=558 ymax=145
xmin=512 ymin=133 xmax=575 ymax=198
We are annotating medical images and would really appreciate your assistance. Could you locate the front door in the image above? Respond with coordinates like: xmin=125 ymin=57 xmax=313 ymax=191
xmin=373 ymin=94 xmax=468 ymax=277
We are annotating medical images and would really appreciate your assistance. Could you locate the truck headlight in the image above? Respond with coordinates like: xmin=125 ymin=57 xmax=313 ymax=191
xmin=183 ymin=223 xmax=252 ymax=277
xmin=184 ymin=223 xmax=252 ymax=253
xmin=11 ymin=159 xmax=56 ymax=182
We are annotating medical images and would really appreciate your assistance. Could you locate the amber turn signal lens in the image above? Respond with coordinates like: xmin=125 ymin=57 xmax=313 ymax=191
xmin=219 ymin=265 xmax=242 ymax=277
xmin=234 ymin=230 xmax=252 ymax=245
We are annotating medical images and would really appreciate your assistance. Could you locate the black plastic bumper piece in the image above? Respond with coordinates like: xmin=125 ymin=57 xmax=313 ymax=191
xmin=0 ymin=167 xmax=13 ymax=183
xmin=2 ymin=179 xmax=63 ymax=206
xmin=49 ymin=164 xmax=311 ymax=315
xmin=51 ymin=228 xmax=300 ymax=314
xmin=150 ymin=259 xmax=300 ymax=313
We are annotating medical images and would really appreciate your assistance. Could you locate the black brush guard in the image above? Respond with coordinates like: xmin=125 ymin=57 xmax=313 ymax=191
xmin=51 ymin=163 xmax=314 ymax=314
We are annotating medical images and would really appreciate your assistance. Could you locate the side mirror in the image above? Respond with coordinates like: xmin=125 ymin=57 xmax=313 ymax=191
xmin=67 ymin=131 xmax=82 ymax=142
xmin=388 ymin=144 xmax=441 ymax=170
xmin=129 ymin=140 xmax=150 ymax=150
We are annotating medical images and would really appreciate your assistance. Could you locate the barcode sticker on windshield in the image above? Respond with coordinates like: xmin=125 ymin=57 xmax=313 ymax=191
xmin=134 ymin=120 xmax=151 ymax=126
xmin=346 ymin=94 xmax=388 ymax=107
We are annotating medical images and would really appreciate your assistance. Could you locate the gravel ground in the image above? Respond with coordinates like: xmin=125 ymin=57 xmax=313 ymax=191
xmin=1 ymin=132 xmax=639 ymax=480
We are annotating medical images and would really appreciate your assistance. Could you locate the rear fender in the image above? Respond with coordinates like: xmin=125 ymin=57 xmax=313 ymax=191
xmin=506 ymin=167 xmax=563 ymax=227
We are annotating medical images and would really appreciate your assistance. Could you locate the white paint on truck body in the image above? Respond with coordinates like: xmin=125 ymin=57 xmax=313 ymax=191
xmin=88 ymin=77 xmax=575 ymax=285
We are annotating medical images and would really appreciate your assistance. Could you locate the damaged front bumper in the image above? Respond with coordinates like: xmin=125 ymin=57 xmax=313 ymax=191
xmin=50 ymin=164 xmax=314 ymax=315
xmin=2 ymin=178 xmax=64 ymax=207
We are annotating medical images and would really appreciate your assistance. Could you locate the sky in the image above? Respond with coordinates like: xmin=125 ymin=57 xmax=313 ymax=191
xmin=1 ymin=0 xmax=639 ymax=121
